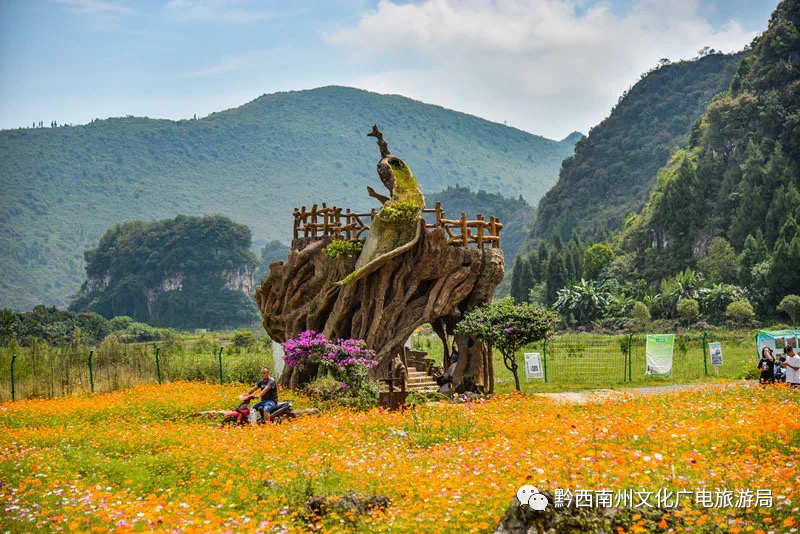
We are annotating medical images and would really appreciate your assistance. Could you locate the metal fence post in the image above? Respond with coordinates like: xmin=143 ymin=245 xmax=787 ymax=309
xmin=702 ymin=331 xmax=708 ymax=377
xmin=154 ymin=347 xmax=162 ymax=384
xmin=542 ymin=339 xmax=548 ymax=383
xmin=628 ymin=335 xmax=633 ymax=382
xmin=218 ymin=346 xmax=224 ymax=384
xmin=627 ymin=333 xmax=633 ymax=383
xmin=10 ymin=353 xmax=17 ymax=402
xmin=88 ymin=350 xmax=94 ymax=393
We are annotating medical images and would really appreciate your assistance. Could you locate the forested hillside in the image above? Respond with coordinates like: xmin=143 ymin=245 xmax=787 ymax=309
xmin=426 ymin=186 xmax=534 ymax=268
xmin=621 ymin=0 xmax=800 ymax=314
xmin=69 ymin=215 xmax=260 ymax=329
xmin=532 ymin=51 xmax=743 ymax=243
xmin=0 ymin=86 xmax=578 ymax=311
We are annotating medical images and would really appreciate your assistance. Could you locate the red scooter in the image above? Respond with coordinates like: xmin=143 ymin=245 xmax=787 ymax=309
xmin=221 ymin=394 xmax=295 ymax=426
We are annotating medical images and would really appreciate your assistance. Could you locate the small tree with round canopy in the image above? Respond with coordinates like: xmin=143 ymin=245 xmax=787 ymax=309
xmin=777 ymin=295 xmax=800 ymax=327
xmin=455 ymin=297 xmax=558 ymax=391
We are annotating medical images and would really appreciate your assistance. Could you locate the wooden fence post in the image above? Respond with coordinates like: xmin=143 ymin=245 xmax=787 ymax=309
xmin=310 ymin=204 xmax=318 ymax=238
xmin=476 ymin=214 xmax=484 ymax=248
xmin=461 ymin=213 xmax=468 ymax=247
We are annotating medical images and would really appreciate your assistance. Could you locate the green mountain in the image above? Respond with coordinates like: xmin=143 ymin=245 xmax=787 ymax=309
xmin=69 ymin=215 xmax=260 ymax=329
xmin=621 ymin=0 xmax=800 ymax=310
xmin=531 ymin=51 xmax=743 ymax=244
xmin=0 ymin=86 xmax=577 ymax=311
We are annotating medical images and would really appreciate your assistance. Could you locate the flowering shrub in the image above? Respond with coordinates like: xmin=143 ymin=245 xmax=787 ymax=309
xmin=455 ymin=297 xmax=558 ymax=391
xmin=281 ymin=330 xmax=327 ymax=369
xmin=283 ymin=331 xmax=377 ymax=391
xmin=320 ymin=338 xmax=377 ymax=391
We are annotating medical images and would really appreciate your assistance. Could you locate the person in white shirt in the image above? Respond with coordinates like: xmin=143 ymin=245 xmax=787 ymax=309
xmin=781 ymin=346 xmax=800 ymax=388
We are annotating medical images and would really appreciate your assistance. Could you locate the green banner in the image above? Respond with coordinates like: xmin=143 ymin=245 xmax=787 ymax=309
xmin=646 ymin=334 xmax=674 ymax=376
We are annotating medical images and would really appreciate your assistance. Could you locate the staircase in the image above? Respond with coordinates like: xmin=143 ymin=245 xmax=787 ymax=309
xmin=406 ymin=369 xmax=439 ymax=393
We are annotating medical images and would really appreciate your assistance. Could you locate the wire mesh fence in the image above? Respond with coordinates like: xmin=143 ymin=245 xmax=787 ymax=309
xmin=1 ymin=340 xmax=275 ymax=402
xmin=515 ymin=331 xmax=755 ymax=386
xmin=3 ymin=330 xmax=759 ymax=400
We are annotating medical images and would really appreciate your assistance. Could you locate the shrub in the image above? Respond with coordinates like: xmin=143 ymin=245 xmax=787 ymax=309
xmin=339 ymin=381 xmax=381 ymax=411
xmin=677 ymin=299 xmax=700 ymax=324
xmin=121 ymin=322 xmax=170 ymax=342
xmin=324 ymin=240 xmax=364 ymax=259
xmin=232 ymin=329 xmax=256 ymax=348
xmin=726 ymin=300 xmax=755 ymax=326
xmin=305 ymin=376 xmax=349 ymax=402
xmin=109 ymin=316 xmax=134 ymax=332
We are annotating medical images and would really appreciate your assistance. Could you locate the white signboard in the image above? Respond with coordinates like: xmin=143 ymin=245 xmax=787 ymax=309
xmin=645 ymin=334 xmax=674 ymax=376
xmin=524 ymin=352 xmax=544 ymax=380
xmin=272 ymin=340 xmax=285 ymax=378
xmin=709 ymin=342 xmax=723 ymax=366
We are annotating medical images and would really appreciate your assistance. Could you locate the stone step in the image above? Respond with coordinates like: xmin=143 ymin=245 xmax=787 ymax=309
xmin=407 ymin=376 xmax=436 ymax=384
xmin=409 ymin=388 xmax=438 ymax=394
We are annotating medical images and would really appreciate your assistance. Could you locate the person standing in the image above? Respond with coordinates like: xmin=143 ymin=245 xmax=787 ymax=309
xmin=759 ymin=346 xmax=775 ymax=384
xmin=781 ymin=346 xmax=800 ymax=388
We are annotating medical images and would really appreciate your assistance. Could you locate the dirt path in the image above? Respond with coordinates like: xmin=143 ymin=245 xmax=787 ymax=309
xmin=536 ymin=381 xmax=753 ymax=404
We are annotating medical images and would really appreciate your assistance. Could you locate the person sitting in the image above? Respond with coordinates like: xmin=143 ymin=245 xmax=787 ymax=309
xmin=436 ymin=348 xmax=459 ymax=393
xmin=246 ymin=368 xmax=278 ymax=422
xmin=759 ymin=346 xmax=775 ymax=385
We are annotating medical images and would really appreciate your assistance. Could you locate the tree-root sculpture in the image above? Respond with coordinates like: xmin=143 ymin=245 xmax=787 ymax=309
xmin=255 ymin=126 xmax=505 ymax=390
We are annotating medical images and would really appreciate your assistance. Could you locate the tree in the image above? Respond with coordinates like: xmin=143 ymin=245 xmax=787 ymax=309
xmin=777 ymin=295 xmax=800 ymax=326
xmin=544 ymin=250 xmax=568 ymax=305
xmin=726 ymin=299 xmax=755 ymax=326
xmin=737 ymin=231 xmax=768 ymax=288
xmin=765 ymin=183 xmax=800 ymax=245
xmin=631 ymin=301 xmax=650 ymax=327
xmin=767 ymin=216 xmax=800 ymax=300
xmin=697 ymin=237 xmax=737 ymax=284
xmin=455 ymin=297 xmax=558 ymax=391
xmin=510 ymin=256 xmax=527 ymax=303
xmin=536 ymin=243 xmax=549 ymax=280
xmin=583 ymin=243 xmax=614 ymax=279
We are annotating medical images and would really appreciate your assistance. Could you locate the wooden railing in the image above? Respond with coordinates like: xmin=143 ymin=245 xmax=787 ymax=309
xmin=293 ymin=203 xmax=376 ymax=241
xmin=292 ymin=201 xmax=502 ymax=249
xmin=422 ymin=202 xmax=503 ymax=249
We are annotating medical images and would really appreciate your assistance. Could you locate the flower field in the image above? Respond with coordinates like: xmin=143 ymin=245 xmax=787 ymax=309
xmin=1 ymin=382 xmax=799 ymax=533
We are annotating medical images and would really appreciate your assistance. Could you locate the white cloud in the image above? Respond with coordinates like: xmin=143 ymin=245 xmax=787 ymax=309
xmin=328 ymin=0 xmax=758 ymax=139
xmin=165 ymin=0 xmax=292 ymax=23
xmin=54 ymin=0 xmax=134 ymax=23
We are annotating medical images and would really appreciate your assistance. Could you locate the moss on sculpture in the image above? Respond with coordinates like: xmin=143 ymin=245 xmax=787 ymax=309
xmin=336 ymin=126 xmax=425 ymax=286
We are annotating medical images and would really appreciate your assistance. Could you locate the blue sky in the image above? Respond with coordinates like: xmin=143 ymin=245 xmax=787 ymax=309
xmin=0 ymin=0 xmax=779 ymax=139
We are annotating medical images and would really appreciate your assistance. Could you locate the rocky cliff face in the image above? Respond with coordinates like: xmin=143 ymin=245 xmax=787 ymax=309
xmin=222 ymin=266 xmax=255 ymax=295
